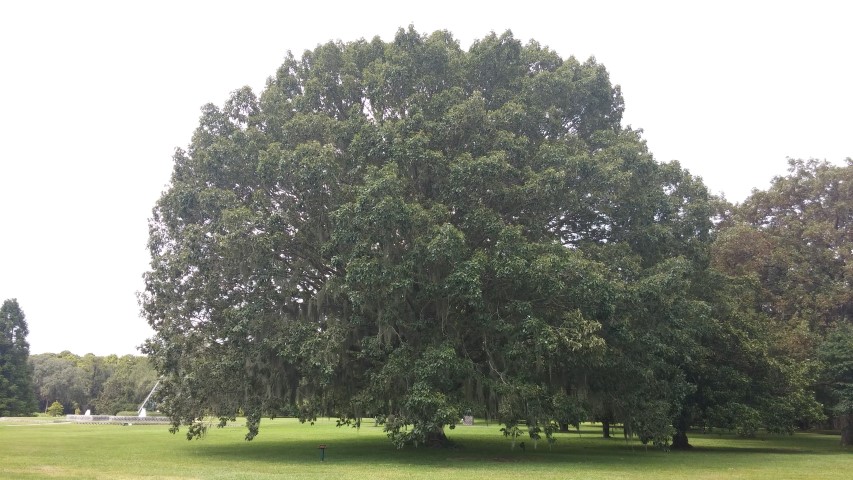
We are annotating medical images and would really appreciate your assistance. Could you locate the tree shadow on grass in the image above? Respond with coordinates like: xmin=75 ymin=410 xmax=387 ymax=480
xmin=682 ymin=445 xmax=812 ymax=455
xmin=182 ymin=432 xmax=837 ymax=470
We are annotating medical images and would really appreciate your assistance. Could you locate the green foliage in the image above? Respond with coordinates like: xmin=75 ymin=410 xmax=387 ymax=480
xmin=819 ymin=323 xmax=853 ymax=416
xmin=142 ymin=27 xmax=639 ymax=444
xmin=715 ymin=158 xmax=853 ymax=442
xmin=818 ymin=322 xmax=853 ymax=445
xmin=632 ymin=400 xmax=676 ymax=448
xmin=29 ymin=352 xmax=157 ymax=415
xmin=0 ymin=299 xmax=37 ymax=416
xmin=46 ymin=400 xmax=64 ymax=417
xmin=721 ymin=158 xmax=853 ymax=334
xmin=140 ymin=27 xmax=824 ymax=449
xmin=95 ymin=356 xmax=158 ymax=415
xmin=499 ymin=422 xmax=522 ymax=450
xmin=30 ymin=353 xmax=89 ymax=413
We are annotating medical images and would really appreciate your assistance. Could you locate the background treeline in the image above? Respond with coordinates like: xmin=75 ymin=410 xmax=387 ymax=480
xmin=28 ymin=352 xmax=157 ymax=415
xmin=715 ymin=158 xmax=853 ymax=442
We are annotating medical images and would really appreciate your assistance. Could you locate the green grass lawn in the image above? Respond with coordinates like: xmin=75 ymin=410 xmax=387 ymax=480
xmin=0 ymin=417 xmax=848 ymax=479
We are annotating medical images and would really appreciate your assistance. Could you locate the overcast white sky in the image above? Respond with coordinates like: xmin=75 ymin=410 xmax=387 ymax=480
xmin=1 ymin=1 xmax=850 ymax=356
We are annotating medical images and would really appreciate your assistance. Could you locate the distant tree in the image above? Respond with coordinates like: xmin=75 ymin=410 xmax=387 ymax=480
xmin=818 ymin=323 xmax=853 ymax=445
xmin=673 ymin=268 xmax=822 ymax=445
xmin=29 ymin=353 xmax=88 ymax=414
xmin=78 ymin=353 xmax=114 ymax=408
xmin=95 ymin=356 xmax=158 ymax=415
xmin=0 ymin=299 xmax=37 ymax=416
xmin=46 ymin=400 xmax=64 ymax=417
xmin=715 ymin=158 xmax=853 ymax=442
xmin=28 ymin=352 xmax=155 ymax=415
xmin=721 ymin=158 xmax=853 ymax=335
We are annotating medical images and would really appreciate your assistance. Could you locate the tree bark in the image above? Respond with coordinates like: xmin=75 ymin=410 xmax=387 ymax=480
xmin=671 ymin=416 xmax=692 ymax=450
xmin=671 ymin=429 xmax=691 ymax=449
xmin=424 ymin=428 xmax=451 ymax=448
xmin=602 ymin=420 xmax=611 ymax=438
xmin=841 ymin=427 xmax=852 ymax=446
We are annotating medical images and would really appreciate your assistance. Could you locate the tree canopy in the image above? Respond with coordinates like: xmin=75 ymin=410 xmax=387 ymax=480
xmin=29 ymin=352 xmax=157 ymax=415
xmin=142 ymin=28 xmax=820 ymax=447
xmin=715 ymin=158 xmax=853 ymax=444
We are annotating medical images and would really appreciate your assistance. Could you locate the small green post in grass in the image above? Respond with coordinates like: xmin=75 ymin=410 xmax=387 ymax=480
xmin=318 ymin=444 xmax=326 ymax=461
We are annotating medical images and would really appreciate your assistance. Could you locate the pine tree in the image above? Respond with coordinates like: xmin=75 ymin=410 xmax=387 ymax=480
xmin=0 ymin=299 xmax=37 ymax=416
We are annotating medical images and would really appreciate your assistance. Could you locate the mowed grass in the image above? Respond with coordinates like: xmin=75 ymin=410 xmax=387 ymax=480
xmin=0 ymin=418 xmax=849 ymax=479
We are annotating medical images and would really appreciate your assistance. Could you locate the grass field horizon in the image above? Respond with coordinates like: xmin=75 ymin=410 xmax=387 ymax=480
xmin=1 ymin=417 xmax=849 ymax=479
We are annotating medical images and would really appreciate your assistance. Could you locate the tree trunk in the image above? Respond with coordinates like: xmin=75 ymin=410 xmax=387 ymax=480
xmin=671 ymin=415 xmax=692 ymax=450
xmin=602 ymin=420 xmax=611 ymax=438
xmin=841 ymin=427 xmax=852 ymax=446
xmin=841 ymin=414 xmax=852 ymax=446
xmin=424 ymin=428 xmax=451 ymax=448
xmin=671 ymin=428 xmax=691 ymax=449
xmin=559 ymin=422 xmax=569 ymax=433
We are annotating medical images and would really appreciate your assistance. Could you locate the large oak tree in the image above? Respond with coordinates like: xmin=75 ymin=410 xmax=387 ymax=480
xmin=142 ymin=28 xmax=813 ymax=447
